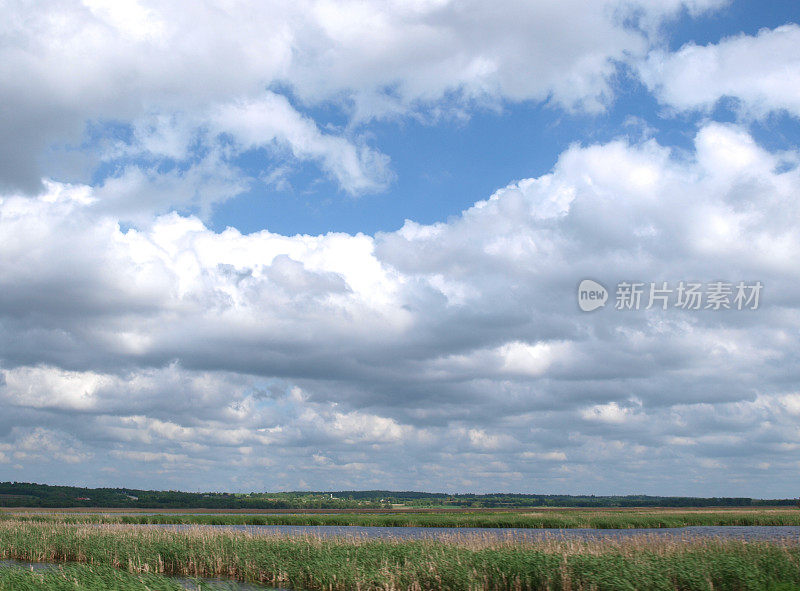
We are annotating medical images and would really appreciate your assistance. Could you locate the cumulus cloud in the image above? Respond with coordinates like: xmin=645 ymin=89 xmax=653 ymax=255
xmin=5 ymin=428 xmax=92 ymax=466
xmin=0 ymin=0 xmax=723 ymax=206
xmin=639 ymin=24 xmax=800 ymax=119
xmin=211 ymin=94 xmax=394 ymax=195
xmin=1 ymin=122 xmax=799 ymax=494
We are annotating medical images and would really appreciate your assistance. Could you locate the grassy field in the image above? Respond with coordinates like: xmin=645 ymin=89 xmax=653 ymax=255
xmin=0 ymin=518 xmax=799 ymax=590
xmin=0 ymin=563 xmax=210 ymax=590
xmin=3 ymin=508 xmax=800 ymax=529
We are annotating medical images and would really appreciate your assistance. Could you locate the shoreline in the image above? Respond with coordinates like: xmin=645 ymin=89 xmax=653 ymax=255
xmin=2 ymin=505 xmax=795 ymax=514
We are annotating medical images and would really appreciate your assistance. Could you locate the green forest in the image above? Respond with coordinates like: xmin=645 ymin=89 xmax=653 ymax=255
xmin=0 ymin=482 xmax=796 ymax=509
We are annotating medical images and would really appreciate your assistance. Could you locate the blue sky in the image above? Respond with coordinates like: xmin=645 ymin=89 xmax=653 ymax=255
xmin=203 ymin=0 xmax=800 ymax=236
xmin=1 ymin=0 xmax=800 ymax=496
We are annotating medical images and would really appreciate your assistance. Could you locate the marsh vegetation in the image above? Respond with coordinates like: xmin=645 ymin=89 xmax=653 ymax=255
xmin=0 ymin=517 xmax=799 ymax=590
xmin=5 ymin=508 xmax=800 ymax=529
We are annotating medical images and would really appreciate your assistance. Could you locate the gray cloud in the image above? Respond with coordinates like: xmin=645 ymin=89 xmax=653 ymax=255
xmin=0 ymin=121 xmax=798 ymax=494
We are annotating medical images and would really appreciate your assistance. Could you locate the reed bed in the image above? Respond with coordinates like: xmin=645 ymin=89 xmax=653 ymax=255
xmin=0 ymin=563 xmax=201 ymax=590
xmin=0 ymin=519 xmax=799 ymax=590
xmin=3 ymin=508 xmax=800 ymax=529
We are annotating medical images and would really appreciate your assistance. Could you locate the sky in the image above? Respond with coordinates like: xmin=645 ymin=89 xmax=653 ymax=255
xmin=1 ymin=0 xmax=799 ymax=497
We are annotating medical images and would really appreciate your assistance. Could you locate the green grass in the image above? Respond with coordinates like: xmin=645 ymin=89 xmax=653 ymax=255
xmin=0 ymin=563 xmax=207 ymax=590
xmin=4 ymin=508 xmax=800 ymax=529
xmin=0 ymin=519 xmax=799 ymax=590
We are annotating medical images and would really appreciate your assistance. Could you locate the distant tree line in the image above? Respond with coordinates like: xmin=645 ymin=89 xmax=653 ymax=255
xmin=0 ymin=482 xmax=796 ymax=509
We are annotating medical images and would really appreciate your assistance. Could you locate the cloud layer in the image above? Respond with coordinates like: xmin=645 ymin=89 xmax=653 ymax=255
xmin=1 ymin=0 xmax=723 ymax=210
xmin=2 ymin=1 xmax=799 ymax=496
xmin=2 ymin=121 xmax=799 ymax=495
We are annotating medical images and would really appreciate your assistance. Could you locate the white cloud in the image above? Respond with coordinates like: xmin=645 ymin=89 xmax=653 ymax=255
xmin=520 ymin=451 xmax=567 ymax=461
xmin=306 ymin=408 xmax=413 ymax=444
xmin=2 ymin=366 xmax=110 ymax=411
xmin=212 ymin=94 xmax=393 ymax=195
xmin=10 ymin=428 xmax=92 ymax=465
xmin=1 ymin=122 xmax=800 ymax=494
xmin=465 ymin=428 xmax=515 ymax=451
xmin=581 ymin=402 xmax=642 ymax=424
xmin=639 ymin=24 xmax=800 ymax=119
xmin=777 ymin=393 xmax=800 ymax=416
xmin=83 ymin=0 xmax=167 ymax=42
xmin=0 ymin=0 xmax=722 ymax=201
xmin=111 ymin=450 xmax=192 ymax=464
xmin=93 ymin=151 xmax=249 ymax=222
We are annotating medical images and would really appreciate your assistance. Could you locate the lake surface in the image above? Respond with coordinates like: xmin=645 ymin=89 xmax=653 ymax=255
xmin=152 ymin=523 xmax=800 ymax=541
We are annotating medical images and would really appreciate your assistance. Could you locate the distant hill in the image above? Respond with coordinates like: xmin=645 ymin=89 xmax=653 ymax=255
xmin=0 ymin=482 xmax=796 ymax=509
